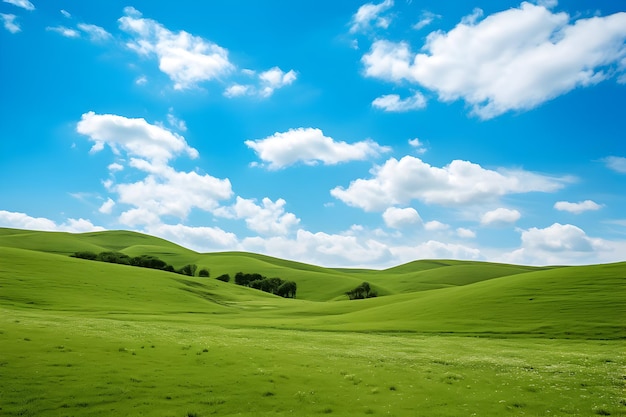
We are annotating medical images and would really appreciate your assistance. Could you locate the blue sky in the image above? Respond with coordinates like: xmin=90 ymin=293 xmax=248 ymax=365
xmin=1 ymin=0 xmax=625 ymax=268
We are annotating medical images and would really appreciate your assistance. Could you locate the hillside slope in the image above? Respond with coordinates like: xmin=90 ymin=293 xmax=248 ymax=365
xmin=1 ymin=228 xmax=624 ymax=339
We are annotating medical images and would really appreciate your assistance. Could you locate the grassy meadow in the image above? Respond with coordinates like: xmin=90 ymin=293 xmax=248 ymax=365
xmin=0 ymin=227 xmax=624 ymax=416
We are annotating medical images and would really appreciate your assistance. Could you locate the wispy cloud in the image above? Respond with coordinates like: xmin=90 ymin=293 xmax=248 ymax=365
xmin=350 ymin=0 xmax=394 ymax=34
xmin=372 ymin=91 xmax=426 ymax=112
xmin=1 ymin=13 xmax=20 ymax=33
xmin=2 ymin=0 xmax=34 ymax=11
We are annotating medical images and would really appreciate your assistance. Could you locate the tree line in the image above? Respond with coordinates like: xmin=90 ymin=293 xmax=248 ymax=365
xmin=70 ymin=251 xmax=204 ymax=277
xmin=234 ymin=272 xmax=297 ymax=298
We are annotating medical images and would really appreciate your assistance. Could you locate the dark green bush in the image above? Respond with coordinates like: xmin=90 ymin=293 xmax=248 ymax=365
xmin=216 ymin=273 xmax=230 ymax=282
xmin=198 ymin=268 xmax=210 ymax=277
xmin=71 ymin=251 xmax=98 ymax=260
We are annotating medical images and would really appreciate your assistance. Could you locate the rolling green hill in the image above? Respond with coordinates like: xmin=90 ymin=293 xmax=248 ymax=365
xmin=0 ymin=227 xmax=624 ymax=339
xmin=1 ymin=227 xmax=624 ymax=417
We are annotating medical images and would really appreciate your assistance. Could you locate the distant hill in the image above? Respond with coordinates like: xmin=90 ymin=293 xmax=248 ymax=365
xmin=0 ymin=227 xmax=624 ymax=339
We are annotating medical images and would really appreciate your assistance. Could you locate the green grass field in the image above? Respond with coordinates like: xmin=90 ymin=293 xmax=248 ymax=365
xmin=0 ymin=228 xmax=624 ymax=416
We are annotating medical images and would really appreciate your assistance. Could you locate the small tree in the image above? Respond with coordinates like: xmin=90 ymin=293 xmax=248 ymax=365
xmin=216 ymin=273 xmax=230 ymax=283
xmin=177 ymin=264 xmax=197 ymax=276
xmin=198 ymin=268 xmax=210 ymax=278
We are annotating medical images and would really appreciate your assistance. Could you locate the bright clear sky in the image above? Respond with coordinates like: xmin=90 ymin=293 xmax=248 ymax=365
xmin=1 ymin=0 xmax=625 ymax=268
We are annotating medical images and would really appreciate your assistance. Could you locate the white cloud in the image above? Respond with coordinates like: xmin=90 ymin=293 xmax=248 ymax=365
xmin=108 ymin=162 xmax=124 ymax=172
xmin=60 ymin=9 xmax=71 ymax=18
xmin=115 ymin=159 xmax=233 ymax=223
xmin=456 ymin=227 xmax=476 ymax=238
xmin=382 ymin=207 xmax=421 ymax=229
xmin=224 ymin=67 xmax=297 ymax=98
xmin=350 ymin=0 xmax=394 ymax=34
xmin=372 ymin=91 xmax=426 ymax=112
xmin=412 ymin=11 xmax=440 ymax=30
xmin=424 ymin=220 xmax=449 ymax=231
xmin=77 ymin=112 xmax=198 ymax=163
xmin=603 ymin=156 xmax=626 ymax=173
xmin=554 ymin=200 xmax=602 ymax=214
xmin=166 ymin=110 xmax=187 ymax=132
xmin=0 ymin=210 xmax=104 ymax=233
xmin=2 ymin=0 xmax=34 ymax=11
xmin=259 ymin=67 xmax=297 ymax=97
xmin=408 ymin=138 xmax=427 ymax=154
xmin=362 ymin=3 xmax=626 ymax=118
xmin=391 ymin=240 xmax=481 ymax=264
xmin=331 ymin=156 xmax=567 ymax=211
xmin=144 ymin=223 xmax=239 ymax=252
xmin=499 ymin=223 xmax=620 ymax=265
xmin=245 ymin=127 xmax=391 ymax=170
xmin=77 ymin=23 xmax=112 ymax=42
xmin=1 ymin=13 xmax=19 ymax=33
xmin=242 ymin=229 xmax=393 ymax=267
xmin=99 ymin=198 xmax=116 ymax=214
xmin=47 ymin=26 xmax=80 ymax=38
xmin=214 ymin=196 xmax=300 ymax=236
xmin=224 ymin=84 xmax=251 ymax=98
xmin=481 ymin=207 xmax=521 ymax=225
xmin=119 ymin=8 xmax=234 ymax=90
xmin=135 ymin=75 xmax=148 ymax=85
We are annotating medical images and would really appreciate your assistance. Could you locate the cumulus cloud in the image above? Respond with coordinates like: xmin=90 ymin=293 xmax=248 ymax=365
xmin=382 ymin=207 xmax=421 ymax=229
xmin=391 ymin=240 xmax=481 ymax=264
xmin=76 ymin=112 xmax=232 ymax=227
xmin=331 ymin=156 xmax=567 ymax=211
xmin=362 ymin=3 xmax=626 ymax=118
xmin=499 ymin=223 xmax=619 ymax=265
xmin=77 ymin=112 xmax=198 ymax=163
xmin=243 ymin=229 xmax=393 ymax=267
xmin=46 ymin=26 xmax=80 ymax=38
xmin=245 ymin=127 xmax=391 ymax=170
xmin=214 ymin=197 xmax=300 ymax=236
xmin=554 ymin=200 xmax=602 ymax=214
xmin=259 ymin=67 xmax=297 ymax=97
xmin=350 ymin=0 xmax=394 ymax=34
xmin=372 ymin=91 xmax=426 ymax=112
xmin=1 ymin=13 xmax=19 ymax=33
xmin=2 ymin=0 xmax=34 ymax=11
xmin=481 ymin=207 xmax=521 ymax=225
xmin=119 ymin=7 xmax=234 ymax=90
xmin=114 ymin=159 xmax=233 ymax=224
xmin=0 ymin=210 xmax=104 ymax=233
xmin=144 ymin=223 xmax=239 ymax=253
xmin=603 ymin=156 xmax=626 ymax=173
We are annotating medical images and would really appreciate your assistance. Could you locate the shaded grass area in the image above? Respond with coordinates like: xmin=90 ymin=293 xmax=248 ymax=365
xmin=1 ymin=310 xmax=624 ymax=417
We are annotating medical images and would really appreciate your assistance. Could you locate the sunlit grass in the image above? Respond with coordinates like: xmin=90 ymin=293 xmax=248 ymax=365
xmin=0 ymin=228 xmax=625 ymax=416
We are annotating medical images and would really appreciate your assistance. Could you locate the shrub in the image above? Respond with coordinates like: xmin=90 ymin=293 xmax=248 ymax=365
xmin=216 ymin=273 xmax=231 ymax=283
xmin=96 ymin=251 xmax=131 ymax=265
xmin=198 ymin=268 xmax=210 ymax=277
xmin=71 ymin=251 xmax=97 ymax=260
xmin=177 ymin=264 xmax=197 ymax=276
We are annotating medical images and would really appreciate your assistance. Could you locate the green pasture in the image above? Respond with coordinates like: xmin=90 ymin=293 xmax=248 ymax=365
xmin=0 ymin=228 xmax=624 ymax=416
